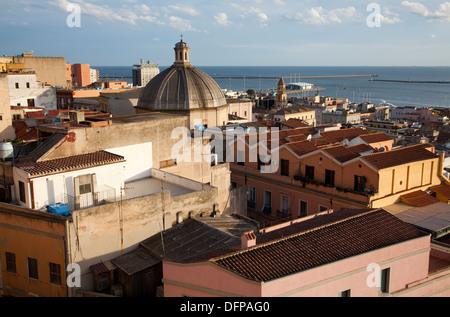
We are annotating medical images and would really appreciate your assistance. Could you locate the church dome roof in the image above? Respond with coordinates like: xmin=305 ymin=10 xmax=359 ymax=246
xmin=137 ymin=41 xmax=227 ymax=111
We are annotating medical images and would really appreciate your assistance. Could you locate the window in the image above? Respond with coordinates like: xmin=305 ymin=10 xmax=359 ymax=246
xmin=354 ymin=175 xmax=366 ymax=192
xmin=19 ymin=181 xmax=26 ymax=203
xmin=27 ymin=98 xmax=35 ymax=107
xmin=6 ymin=252 xmax=16 ymax=273
xmin=280 ymin=159 xmax=289 ymax=177
xmin=380 ymin=268 xmax=390 ymax=293
xmin=340 ymin=289 xmax=351 ymax=297
xmin=26 ymin=82 xmax=30 ymax=88
xmin=325 ymin=169 xmax=335 ymax=187
xmin=248 ymin=186 xmax=255 ymax=203
xmin=305 ymin=165 xmax=314 ymax=180
xmin=281 ymin=194 xmax=289 ymax=210
xmin=299 ymin=201 xmax=308 ymax=218
xmin=237 ymin=150 xmax=245 ymax=166
xmin=27 ymin=257 xmax=39 ymax=280
xmin=49 ymin=263 xmax=62 ymax=285
xmin=263 ymin=191 xmax=272 ymax=214
xmin=78 ymin=174 xmax=92 ymax=195
xmin=15 ymin=82 xmax=19 ymax=89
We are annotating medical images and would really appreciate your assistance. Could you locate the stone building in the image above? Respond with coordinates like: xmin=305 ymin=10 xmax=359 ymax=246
xmin=0 ymin=112 xmax=235 ymax=297
xmin=275 ymin=77 xmax=288 ymax=108
xmin=135 ymin=40 xmax=229 ymax=130
xmin=132 ymin=59 xmax=160 ymax=87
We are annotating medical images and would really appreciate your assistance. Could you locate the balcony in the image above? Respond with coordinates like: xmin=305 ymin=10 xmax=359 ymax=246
xmin=277 ymin=209 xmax=292 ymax=219
xmin=64 ymin=185 xmax=117 ymax=211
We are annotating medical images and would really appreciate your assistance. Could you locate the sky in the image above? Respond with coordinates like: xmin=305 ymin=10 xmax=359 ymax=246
xmin=0 ymin=0 xmax=450 ymax=67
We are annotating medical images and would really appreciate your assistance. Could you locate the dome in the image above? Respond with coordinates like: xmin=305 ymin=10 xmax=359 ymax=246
xmin=137 ymin=41 xmax=227 ymax=111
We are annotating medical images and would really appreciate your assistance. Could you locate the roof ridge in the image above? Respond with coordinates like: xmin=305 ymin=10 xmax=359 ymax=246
xmin=211 ymin=209 xmax=380 ymax=262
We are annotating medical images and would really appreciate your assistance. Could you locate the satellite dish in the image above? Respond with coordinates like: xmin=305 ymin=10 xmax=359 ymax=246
xmin=342 ymin=138 xmax=349 ymax=146
xmin=307 ymin=134 xmax=312 ymax=141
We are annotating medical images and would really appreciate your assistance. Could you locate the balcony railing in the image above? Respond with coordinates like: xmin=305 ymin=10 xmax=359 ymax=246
xmin=277 ymin=209 xmax=292 ymax=219
xmin=64 ymin=186 xmax=117 ymax=211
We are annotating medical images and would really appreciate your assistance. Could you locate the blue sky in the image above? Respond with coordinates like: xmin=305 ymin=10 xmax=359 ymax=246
xmin=1 ymin=0 xmax=450 ymax=66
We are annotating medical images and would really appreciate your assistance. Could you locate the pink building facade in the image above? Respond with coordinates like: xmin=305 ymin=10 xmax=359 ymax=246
xmin=162 ymin=209 xmax=450 ymax=297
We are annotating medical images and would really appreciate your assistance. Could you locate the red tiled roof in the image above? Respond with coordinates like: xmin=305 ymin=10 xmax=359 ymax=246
xmin=322 ymin=145 xmax=360 ymax=163
xmin=26 ymin=111 xmax=46 ymax=119
xmin=16 ymin=151 xmax=125 ymax=177
xmin=401 ymin=190 xmax=440 ymax=207
xmin=285 ymin=134 xmax=307 ymax=143
xmin=361 ymin=144 xmax=438 ymax=170
xmin=285 ymin=141 xmax=318 ymax=157
xmin=319 ymin=127 xmax=368 ymax=144
xmin=279 ymin=119 xmax=310 ymax=129
xmin=347 ymin=143 xmax=374 ymax=154
xmin=359 ymin=133 xmax=393 ymax=144
xmin=430 ymin=184 xmax=450 ymax=198
xmin=211 ymin=209 xmax=428 ymax=282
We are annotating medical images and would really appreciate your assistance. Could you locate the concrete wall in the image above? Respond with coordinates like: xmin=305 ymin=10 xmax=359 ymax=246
xmin=107 ymin=142 xmax=153 ymax=182
xmin=228 ymin=100 xmax=253 ymax=122
xmin=11 ymin=55 xmax=67 ymax=87
xmin=68 ymin=185 xmax=217 ymax=292
xmin=38 ymin=115 xmax=187 ymax=171
xmin=0 ymin=76 xmax=16 ymax=141
xmin=7 ymin=74 xmax=56 ymax=110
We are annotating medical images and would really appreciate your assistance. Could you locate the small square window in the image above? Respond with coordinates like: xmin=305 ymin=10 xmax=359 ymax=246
xmin=6 ymin=252 xmax=16 ymax=273
xmin=49 ymin=263 xmax=62 ymax=285
xmin=27 ymin=257 xmax=39 ymax=280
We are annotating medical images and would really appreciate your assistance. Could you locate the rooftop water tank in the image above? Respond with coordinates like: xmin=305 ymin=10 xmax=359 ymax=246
xmin=48 ymin=204 xmax=71 ymax=217
xmin=0 ymin=142 xmax=14 ymax=160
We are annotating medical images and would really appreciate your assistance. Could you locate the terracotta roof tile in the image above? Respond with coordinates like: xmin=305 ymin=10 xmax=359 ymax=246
xmin=279 ymin=119 xmax=310 ymax=129
xmin=347 ymin=143 xmax=374 ymax=154
xmin=16 ymin=151 xmax=125 ymax=177
xmin=401 ymin=190 xmax=440 ymax=207
xmin=430 ymin=184 xmax=450 ymax=198
xmin=322 ymin=145 xmax=360 ymax=163
xmin=361 ymin=144 xmax=438 ymax=170
xmin=359 ymin=132 xmax=392 ymax=144
xmin=211 ymin=209 xmax=428 ymax=282
xmin=319 ymin=127 xmax=368 ymax=144
xmin=286 ymin=141 xmax=318 ymax=157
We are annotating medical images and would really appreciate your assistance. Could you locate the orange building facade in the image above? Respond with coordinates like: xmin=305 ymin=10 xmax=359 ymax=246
xmin=228 ymin=127 xmax=441 ymax=227
xmin=0 ymin=204 xmax=68 ymax=297
xmin=66 ymin=63 xmax=91 ymax=88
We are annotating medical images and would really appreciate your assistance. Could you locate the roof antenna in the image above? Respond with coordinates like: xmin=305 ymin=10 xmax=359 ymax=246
xmin=180 ymin=34 xmax=183 ymax=42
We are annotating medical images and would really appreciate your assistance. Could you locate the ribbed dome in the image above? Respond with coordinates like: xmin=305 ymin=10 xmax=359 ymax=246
xmin=137 ymin=65 xmax=227 ymax=111
xmin=137 ymin=41 xmax=227 ymax=111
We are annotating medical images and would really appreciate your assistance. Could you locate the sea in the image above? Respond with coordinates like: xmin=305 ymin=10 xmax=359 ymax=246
xmin=94 ymin=66 xmax=450 ymax=108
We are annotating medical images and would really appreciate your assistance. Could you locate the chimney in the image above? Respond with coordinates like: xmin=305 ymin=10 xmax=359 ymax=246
xmin=241 ymin=231 xmax=257 ymax=250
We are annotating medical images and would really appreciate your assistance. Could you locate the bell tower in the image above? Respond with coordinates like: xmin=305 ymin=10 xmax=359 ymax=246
xmin=174 ymin=35 xmax=191 ymax=66
xmin=276 ymin=77 xmax=288 ymax=108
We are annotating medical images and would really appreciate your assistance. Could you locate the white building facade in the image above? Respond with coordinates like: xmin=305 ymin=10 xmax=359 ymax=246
xmin=7 ymin=74 xmax=57 ymax=110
